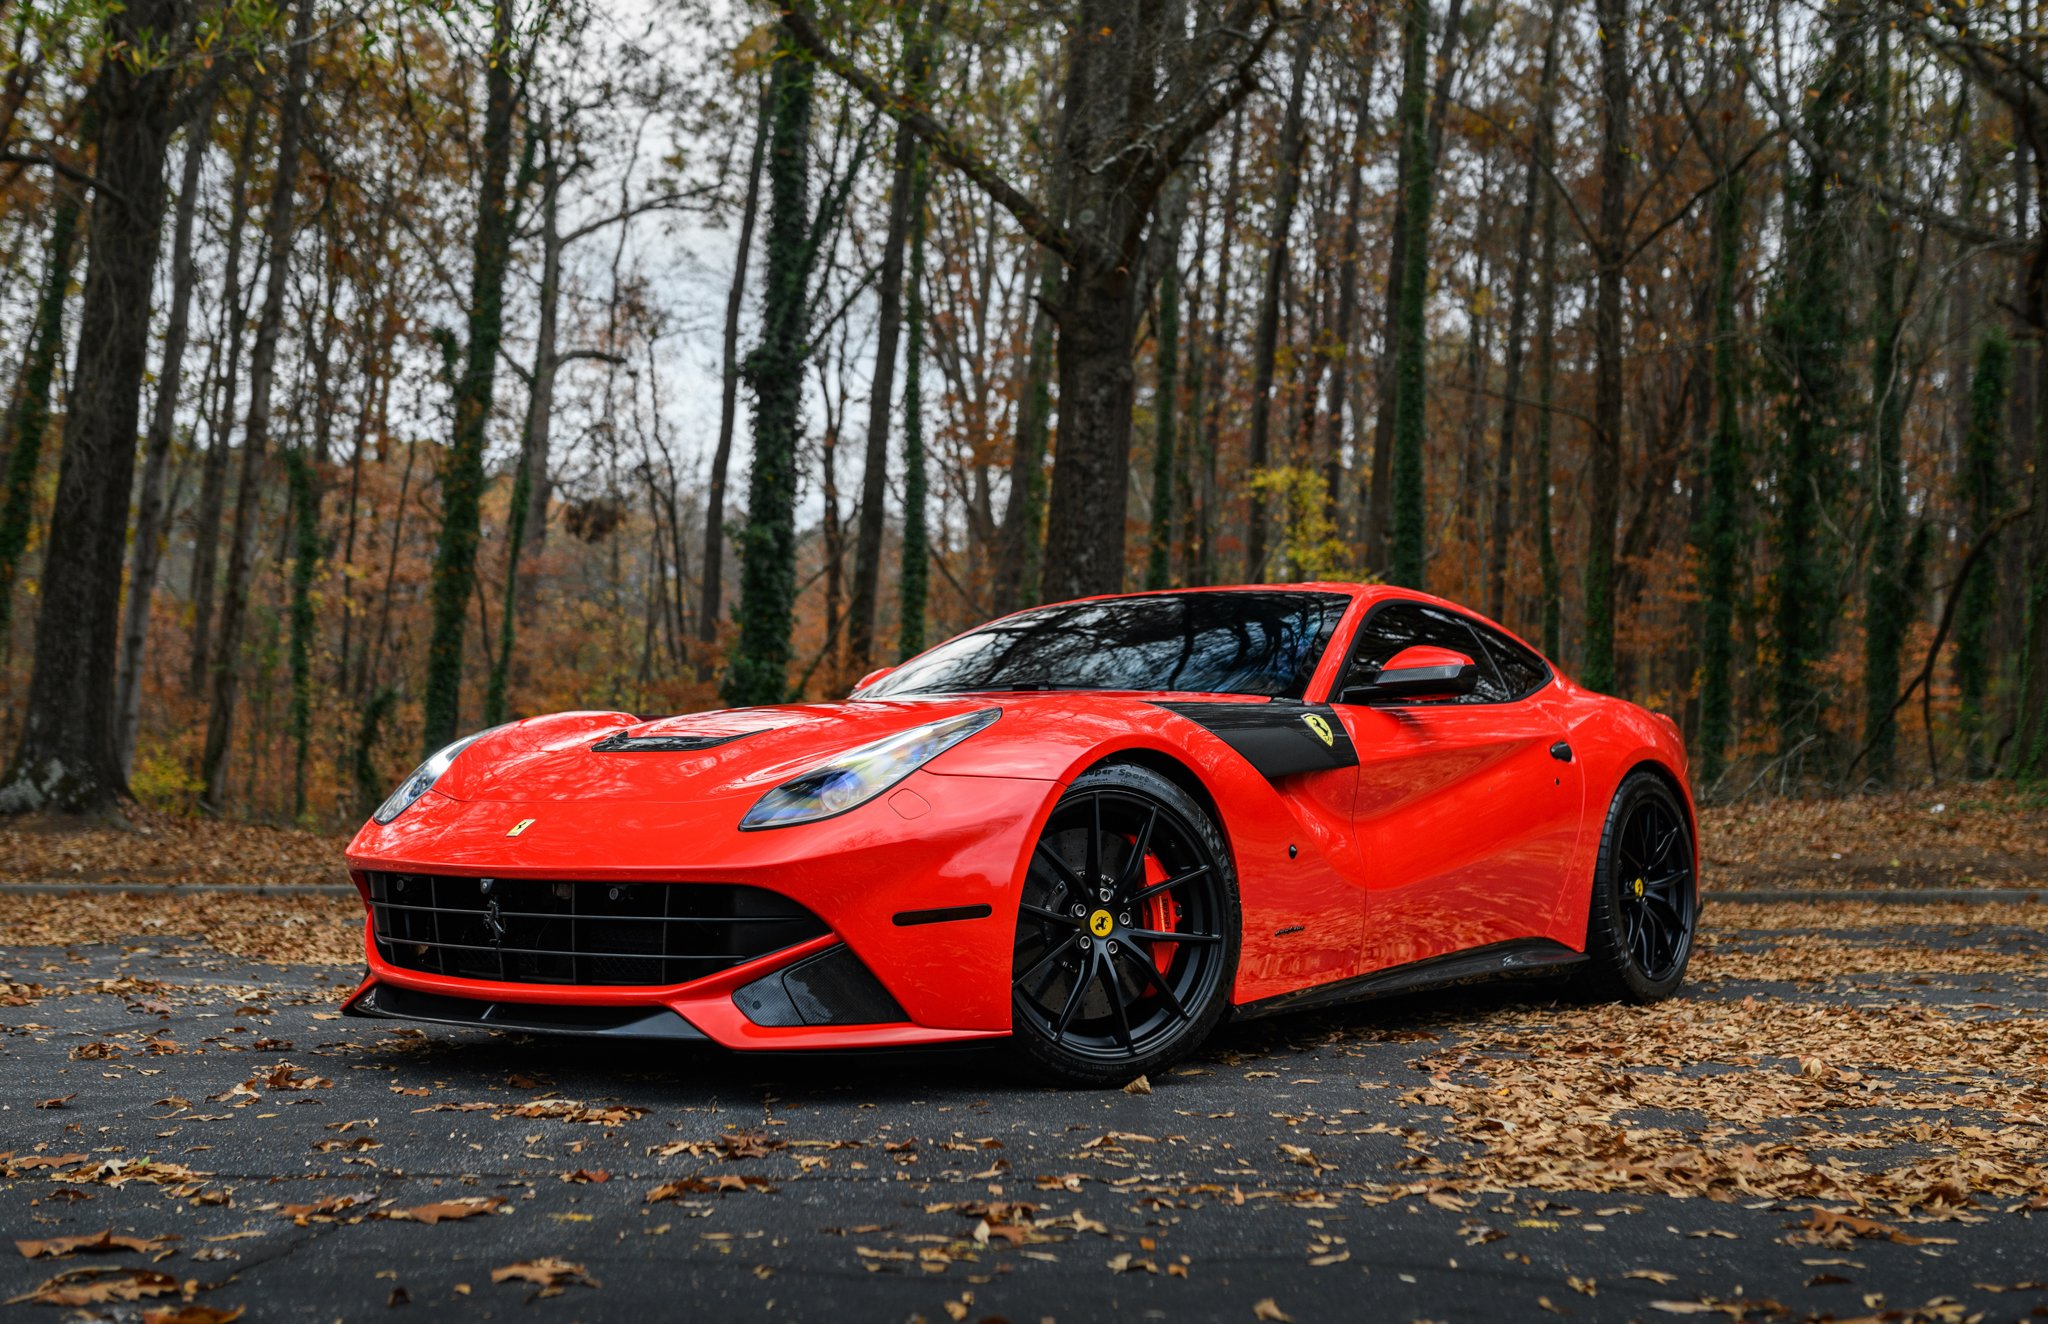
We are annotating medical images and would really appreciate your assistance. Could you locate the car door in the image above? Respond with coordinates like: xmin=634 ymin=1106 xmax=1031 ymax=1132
xmin=1328 ymin=599 xmax=1584 ymax=972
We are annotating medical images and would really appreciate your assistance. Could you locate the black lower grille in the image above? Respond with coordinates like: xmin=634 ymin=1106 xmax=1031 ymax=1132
xmin=366 ymin=874 xmax=828 ymax=987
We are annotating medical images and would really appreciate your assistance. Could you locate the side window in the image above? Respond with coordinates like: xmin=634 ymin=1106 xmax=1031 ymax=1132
xmin=1345 ymin=603 xmax=1507 ymax=705
xmin=1464 ymin=619 xmax=1551 ymax=701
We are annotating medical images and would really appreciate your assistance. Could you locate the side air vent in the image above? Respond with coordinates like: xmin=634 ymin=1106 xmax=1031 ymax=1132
xmin=732 ymin=944 xmax=908 ymax=1027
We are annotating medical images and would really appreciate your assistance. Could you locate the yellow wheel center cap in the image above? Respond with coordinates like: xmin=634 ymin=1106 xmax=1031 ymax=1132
xmin=1633 ymin=877 xmax=1646 ymax=899
xmin=1088 ymin=910 xmax=1115 ymax=938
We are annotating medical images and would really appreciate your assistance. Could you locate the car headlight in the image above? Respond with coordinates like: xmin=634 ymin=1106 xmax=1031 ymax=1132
xmin=372 ymin=729 xmax=495 ymax=824
xmin=740 ymin=708 xmax=1000 ymax=830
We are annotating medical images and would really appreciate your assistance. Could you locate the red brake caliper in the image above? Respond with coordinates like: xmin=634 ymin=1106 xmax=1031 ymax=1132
xmin=1139 ymin=852 xmax=1180 ymax=974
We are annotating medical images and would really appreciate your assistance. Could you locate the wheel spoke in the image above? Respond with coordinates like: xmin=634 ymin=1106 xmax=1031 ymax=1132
xmin=1649 ymin=822 xmax=1683 ymax=869
xmin=1083 ymin=795 xmax=1103 ymax=893
xmin=1101 ymin=956 xmax=1134 ymax=1050
xmin=1115 ymin=944 xmax=1189 ymax=1021
xmin=1132 ymin=865 xmax=1208 ymax=906
xmin=1128 ymin=927 xmax=1220 ymax=946
xmin=1645 ymin=893 xmax=1684 ymax=938
xmin=1051 ymin=949 xmax=1095 ymax=1044
xmin=1117 ymin=806 xmax=1159 ymax=895
xmin=1014 ymin=931 xmax=1081 ymax=995
xmin=1033 ymin=841 xmax=1084 ymax=895
xmin=1020 ymin=902 xmax=1081 ymax=930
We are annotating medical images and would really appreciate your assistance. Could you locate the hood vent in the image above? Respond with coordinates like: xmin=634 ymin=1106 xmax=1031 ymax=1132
xmin=591 ymin=730 xmax=752 ymax=753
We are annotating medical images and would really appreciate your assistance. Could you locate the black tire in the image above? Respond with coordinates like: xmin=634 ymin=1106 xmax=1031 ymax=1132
xmin=1009 ymin=763 xmax=1240 ymax=1088
xmin=1572 ymin=769 xmax=1698 ymax=1002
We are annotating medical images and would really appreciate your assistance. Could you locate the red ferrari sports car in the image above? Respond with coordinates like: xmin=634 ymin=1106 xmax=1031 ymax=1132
xmin=343 ymin=584 xmax=1698 ymax=1085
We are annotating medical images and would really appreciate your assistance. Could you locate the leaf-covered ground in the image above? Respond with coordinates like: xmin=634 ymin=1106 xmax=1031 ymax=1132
xmin=1 ymin=884 xmax=2043 ymax=1321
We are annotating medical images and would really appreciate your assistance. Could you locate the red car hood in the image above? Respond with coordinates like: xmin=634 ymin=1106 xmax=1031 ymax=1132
xmin=431 ymin=697 xmax=1003 ymax=804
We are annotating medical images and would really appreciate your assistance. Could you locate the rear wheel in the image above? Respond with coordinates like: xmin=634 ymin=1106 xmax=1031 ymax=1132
xmin=1574 ymin=769 xmax=1698 ymax=1001
xmin=1009 ymin=764 xmax=1238 ymax=1087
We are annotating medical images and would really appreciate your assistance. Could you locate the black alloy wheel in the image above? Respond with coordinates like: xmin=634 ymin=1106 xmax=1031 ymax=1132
xmin=1575 ymin=769 xmax=1699 ymax=1001
xmin=1010 ymin=763 xmax=1238 ymax=1086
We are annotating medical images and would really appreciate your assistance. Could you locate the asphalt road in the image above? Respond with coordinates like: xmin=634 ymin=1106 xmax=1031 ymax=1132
xmin=3 ymin=916 xmax=2045 ymax=1323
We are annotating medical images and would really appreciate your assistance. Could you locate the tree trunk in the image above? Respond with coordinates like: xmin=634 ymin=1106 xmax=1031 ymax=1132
xmin=421 ymin=0 xmax=522 ymax=752
xmin=0 ymin=0 xmax=190 ymax=814
xmin=1041 ymin=266 xmax=1138 ymax=602
xmin=1244 ymin=12 xmax=1319 ymax=581
xmin=697 ymin=78 xmax=768 ymax=661
xmin=1769 ymin=27 xmax=1855 ymax=759
xmin=1484 ymin=0 xmax=1562 ymax=623
xmin=722 ymin=30 xmax=814 ymax=707
xmin=847 ymin=131 xmax=915 ymax=671
xmin=1955 ymin=330 xmax=2010 ymax=777
xmin=1582 ymin=0 xmax=1630 ymax=693
xmin=992 ymin=251 xmax=1058 ymax=614
xmin=200 ymin=0 xmax=313 ymax=812
xmin=0 ymin=185 xmax=80 ymax=644
xmin=187 ymin=96 xmax=261 ymax=698
xmin=1532 ymin=143 xmax=1563 ymax=659
xmin=898 ymin=151 xmax=931 ymax=659
xmin=1145 ymin=216 xmax=1182 ymax=591
xmin=116 ymin=88 xmax=214 ymax=771
xmin=1321 ymin=64 xmax=1369 ymax=531
xmin=486 ymin=126 xmax=562 ymax=727
xmin=1695 ymin=170 xmax=1745 ymax=790
xmin=1195 ymin=117 xmax=1247 ymax=590
xmin=1862 ymin=29 xmax=1908 ymax=784
xmin=1387 ymin=0 xmax=1437 ymax=589
xmin=1366 ymin=0 xmax=1466 ymax=568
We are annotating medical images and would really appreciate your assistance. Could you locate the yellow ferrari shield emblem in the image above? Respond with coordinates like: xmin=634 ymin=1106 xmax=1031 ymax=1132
xmin=1633 ymin=876 xmax=1645 ymax=899
xmin=1088 ymin=910 xmax=1115 ymax=938
xmin=507 ymin=818 xmax=536 ymax=838
xmin=1303 ymin=713 xmax=1335 ymax=747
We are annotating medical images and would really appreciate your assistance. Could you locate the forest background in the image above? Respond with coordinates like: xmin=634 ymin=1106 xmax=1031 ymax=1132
xmin=0 ymin=0 xmax=2041 ymax=827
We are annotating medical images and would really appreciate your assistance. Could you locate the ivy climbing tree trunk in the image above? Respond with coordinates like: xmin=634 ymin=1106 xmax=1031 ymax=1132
xmin=1695 ymin=170 xmax=1746 ymax=791
xmin=0 ymin=184 xmax=80 ymax=646
xmin=422 ymin=0 xmax=522 ymax=753
xmin=723 ymin=35 xmax=814 ymax=707
xmin=1955 ymin=330 xmax=2009 ymax=777
xmin=0 ymin=0 xmax=191 ymax=814
xmin=1386 ymin=0 xmax=1435 ymax=589
xmin=1582 ymin=0 xmax=1631 ymax=693
xmin=1768 ymin=26 xmax=1855 ymax=759
xmin=200 ymin=0 xmax=313 ymax=813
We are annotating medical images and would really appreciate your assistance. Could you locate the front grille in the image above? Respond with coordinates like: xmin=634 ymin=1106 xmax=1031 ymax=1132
xmin=365 ymin=874 xmax=828 ymax=987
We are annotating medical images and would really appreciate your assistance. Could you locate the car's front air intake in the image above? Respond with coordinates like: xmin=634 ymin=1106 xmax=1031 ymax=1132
xmin=364 ymin=874 xmax=827 ymax=987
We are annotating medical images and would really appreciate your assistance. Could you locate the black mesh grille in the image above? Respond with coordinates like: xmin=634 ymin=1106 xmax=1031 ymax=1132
xmin=366 ymin=874 xmax=828 ymax=987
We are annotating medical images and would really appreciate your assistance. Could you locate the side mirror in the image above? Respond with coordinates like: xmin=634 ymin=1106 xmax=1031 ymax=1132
xmin=852 ymin=666 xmax=894 ymax=695
xmin=1339 ymin=644 xmax=1479 ymax=705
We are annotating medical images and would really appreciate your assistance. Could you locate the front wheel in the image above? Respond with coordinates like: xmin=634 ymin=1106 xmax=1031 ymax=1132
xmin=1009 ymin=764 xmax=1239 ymax=1087
xmin=1572 ymin=769 xmax=1698 ymax=1001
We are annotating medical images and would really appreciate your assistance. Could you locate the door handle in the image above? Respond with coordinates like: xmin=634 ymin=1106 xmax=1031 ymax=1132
xmin=1549 ymin=741 xmax=1573 ymax=763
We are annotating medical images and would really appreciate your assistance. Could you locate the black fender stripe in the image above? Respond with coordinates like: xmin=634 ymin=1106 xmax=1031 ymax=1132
xmin=1149 ymin=702 xmax=1358 ymax=781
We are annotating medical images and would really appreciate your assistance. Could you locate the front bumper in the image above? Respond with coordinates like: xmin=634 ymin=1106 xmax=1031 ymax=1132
xmin=341 ymin=768 xmax=1053 ymax=1050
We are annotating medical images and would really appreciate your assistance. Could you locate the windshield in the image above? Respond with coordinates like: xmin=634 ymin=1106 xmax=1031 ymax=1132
xmin=864 ymin=591 xmax=1349 ymax=700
